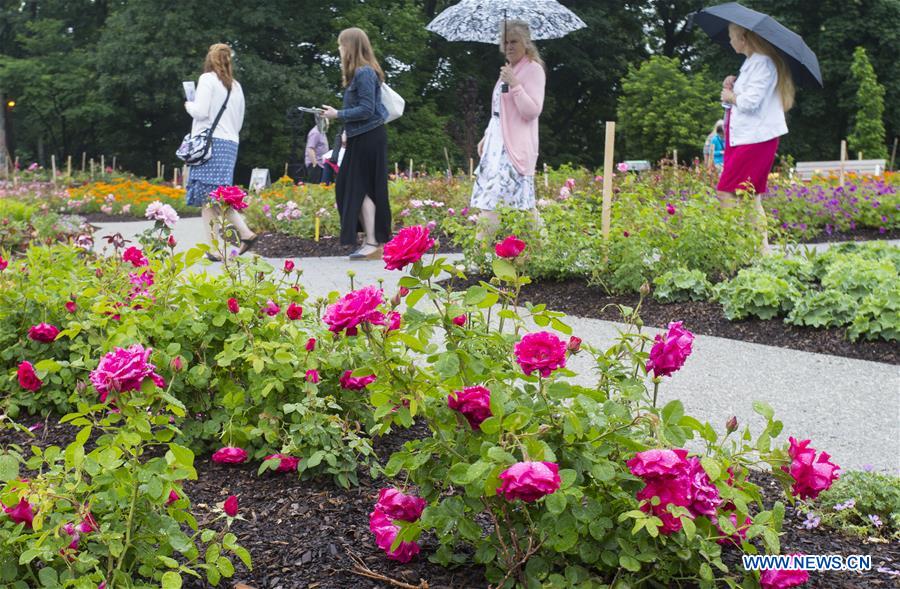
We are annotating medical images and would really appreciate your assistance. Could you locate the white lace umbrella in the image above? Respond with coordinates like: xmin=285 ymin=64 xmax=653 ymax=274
xmin=426 ymin=0 xmax=587 ymax=43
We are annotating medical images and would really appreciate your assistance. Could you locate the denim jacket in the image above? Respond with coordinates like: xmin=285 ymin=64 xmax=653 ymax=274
xmin=338 ymin=66 xmax=388 ymax=138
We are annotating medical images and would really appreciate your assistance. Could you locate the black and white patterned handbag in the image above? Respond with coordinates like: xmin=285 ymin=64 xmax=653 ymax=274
xmin=176 ymin=88 xmax=231 ymax=166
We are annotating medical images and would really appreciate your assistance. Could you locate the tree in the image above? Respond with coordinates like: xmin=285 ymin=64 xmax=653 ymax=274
xmin=617 ymin=55 xmax=719 ymax=163
xmin=847 ymin=46 xmax=887 ymax=160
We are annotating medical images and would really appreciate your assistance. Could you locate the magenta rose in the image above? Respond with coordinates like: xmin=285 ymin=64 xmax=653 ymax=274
xmin=784 ymin=437 xmax=839 ymax=500
xmin=3 ymin=497 xmax=35 ymax=528
xmin=627 ymin=448 xmax=690 ymax=478
xmin=447 ymin=386 xmax=492 ymax=430
xmin=645 ymin=321 xmax=694 ymax=378
xmin=387 ymin=311 xmax=402 ymax=331
xmin=17 ymin=361 xmax=42 ymax=392
xmin=376 ymin=488 xmax=426 ymax=522
xmin=262 ymin=300 xmax=280 ymax=316
xmin=369 ymin=508 xmax=420 ymax=562
xmin=28 ymin=323 xmax=60 ymax=343
xmin=323 ymin=286 xmax=386 ymax=336
xmin=340 ymin=370 xmax=377 ymax=390
xmin=223 ymin=495 xmax=239 ymax=517
xmin=452 ymin=314 xmax=467 ymax=327
xmin=122 ymin=246 xmax=148 ymax=267
xmin=0 ymin=255 xmax=7 ymax=271
xmin=495 ymin=235 xmax=526 ymax=258
xmin=283 ymin=260 xmax=295 ymax=273
xmin=65 ymin=301 xmax=77 ymax=313
xmin=88 ymin=344 xmax=166 ymax=402
xmin=227 ymin=298 xmax=240 ymax=313
xmin=265 ymin=454 xmax=300 ymax=472
xmin=305 ymin=369 xmax=320 ymax=383
xmin=211 ymin=446 xmax=248 ymax=464
xmin=383 ymin=225 xmax=435 ymax=270
xmin=62 ymin=522 xmax=80 ymax=551
xmin=636 ymin=475 xmax=692 ymax=534
xmin=759 ymin=557 xmax=810 ymax=589
xmin=286 ymin=303 xmax=303 ymax=320
xmin=686 ymin=457 xmax=722 ymax=517
xmin=498 ymin=461 xmax=561 ymax=503
xmin=166 ymin=490 xmax=180 ymax=505
xmin=566 ymin=336 xmax=582 ymax=353
xmin=514 ymin=331 xmax=567 ymax=377
xmin=305 ymin=337 xmax=316 ymax=351
xmin=210 ymin=185 xmax=249 ymax=210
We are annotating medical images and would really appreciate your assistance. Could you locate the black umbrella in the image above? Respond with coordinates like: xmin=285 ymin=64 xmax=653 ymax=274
xmin=690 ymin=2 xmax=823 ymax=88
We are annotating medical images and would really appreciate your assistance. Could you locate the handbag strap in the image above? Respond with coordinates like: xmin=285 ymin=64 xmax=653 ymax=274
xmin=207 ymin=87 xmax=232 ymax=136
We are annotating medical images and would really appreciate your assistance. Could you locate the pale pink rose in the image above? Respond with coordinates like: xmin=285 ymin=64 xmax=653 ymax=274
xmin=645 ymin=321 xmax=694 ymax=378
xmin=211 ymin=446 xmax=248 ymax=464
xmin=210 ymin=185 xmax=249 ymax=210
xmin=145 ymin=201 xmax=180 ymax=228
xmin=447 ymin=386 xmax=492 ymax=430
xmin=759 ymin=557 xmax=810 ymax=589
xmin=376 ymin=488 xmax=426 ymax=522
xmin=783 ymin=437 xmax=839 ymax=500
xmin=265 ymin=454 xmax=300 ymax=472
xmin=122 ymin=246 xmax=148 ymax=267
xmin=495 ymin=235 xmax=526 ymax=258
xmin=28 ymin=323 xmax=60 ymax=342
xmin=383 ymin=225 xmax=435 ymax=271
xmin=617 ymin=162 xmax=629 ymax=173
xmin=340 ymin=370 xmax=376 ymax=390
xmin=514 ymin=331 xmax=567 ymax=377
xmin=89 ymin=344 xmax=165 ymax=402
xmin=369 ymin=508 xmax=420 ymax=562
xmin=323 ymin=286 xmax=386 ymax=336
xmin=498 ymin=461 xmax=561 ymax=503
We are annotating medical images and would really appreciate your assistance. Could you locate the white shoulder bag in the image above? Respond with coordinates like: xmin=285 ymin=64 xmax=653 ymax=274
xmin=381 ymin=83 xmax=405 ymax=123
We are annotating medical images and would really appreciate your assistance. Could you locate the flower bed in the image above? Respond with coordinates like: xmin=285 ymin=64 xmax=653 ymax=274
xmin=2 ymin=203 xmax=895 ymax=586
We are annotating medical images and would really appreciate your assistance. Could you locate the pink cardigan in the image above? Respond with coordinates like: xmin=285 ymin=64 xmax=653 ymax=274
xmin=497 ymin=58 xmax=546 ymax=176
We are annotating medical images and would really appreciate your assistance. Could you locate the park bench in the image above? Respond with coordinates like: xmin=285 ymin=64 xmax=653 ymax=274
xmin=794 ymin=159 xmax=886 ymax=181
xmin=623 ymin=160 xmax=652 ymax=172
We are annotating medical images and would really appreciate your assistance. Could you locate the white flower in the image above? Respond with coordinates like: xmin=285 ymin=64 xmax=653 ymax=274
xmin=145 ymin=201 xmax=180 ymax=228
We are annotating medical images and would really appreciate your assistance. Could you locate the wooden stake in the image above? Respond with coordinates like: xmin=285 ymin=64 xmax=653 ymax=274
xmin=601 ymin=122 xmax=615 ymax=244
xmin=543 ymin=162 xmax=549 ymax=188
xmin=182 ymin=165 xmax=188 ymax=185
xmin=13 ymin=156 xmax=18 ymax=186
xmin=161 ymin=164 xmax=165 ymax=181
xmin=100 ymin=154 xmax=105 ymax=172
xmin=394 ymin=162 xmax=398 ymax=177
xmin=157 ymin=161 xmax=161 ymax=178
xmin=51 ymin=155 xmax=57 ymax=184
xmin=90 ymin=158 xmax=95 ymax=181
xmin=409 ymin=159 xmax=413 ymax=180
xmin=890 ymin=137 xmax=898 ymax=171
xmin=673 ymin=149 xmax=678 ymax=168
xmin=315 ymin=217 xmax=320 ymax=242
xmin=67 ymin=155 xmax=72 ymax=177
xmin=857 ymin=151 xmax=862 ymax=161
xmin=81 ymin=152 xmax=86 ymax=172
xmin=284 ymin=162 xmax=288 ymax=177
xmin=173 ymin=166 xmax=178 ymax=186
xmin=112 ymin=156 xmax=116 ymax=171
xmin=469 ymin=157 xmax=474 ymax=179
xmin=839 ymin=140 xmax=847 ymax=186
xmin=443 ymin=147 xmax=451 ymax=180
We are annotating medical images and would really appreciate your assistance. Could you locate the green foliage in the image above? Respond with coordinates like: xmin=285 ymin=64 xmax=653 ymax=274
xmin=848 ymin=285 xmax=900 ymax=342
xmin=813 ymin=470 xmax=900 ymax=540
xmin=785 ymin=290 xmax=856 ymax=328
xmin=714 ymin=267 xmax=799 ymax=321
xmin=847 ymin=47 xmax=888 ymax=160
xmin=617 ymin=56 xmax=720 ymax=163
xmin=652 ymin=267 xmax=712 ymax=302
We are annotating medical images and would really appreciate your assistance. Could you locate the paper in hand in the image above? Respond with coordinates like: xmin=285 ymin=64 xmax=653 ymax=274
xmin=183 ymin=81 xmax=196 ymax=102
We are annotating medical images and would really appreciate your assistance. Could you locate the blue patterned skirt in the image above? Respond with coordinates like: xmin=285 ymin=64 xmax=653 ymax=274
xmin=185 ymin=138 xmax=239 ymax=207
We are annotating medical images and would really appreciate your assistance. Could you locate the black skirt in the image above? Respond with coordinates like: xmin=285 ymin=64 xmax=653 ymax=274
xmin=335 ymin=125 xmax=391 ymax=246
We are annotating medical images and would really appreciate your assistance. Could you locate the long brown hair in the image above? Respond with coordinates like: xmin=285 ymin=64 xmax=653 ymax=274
xmin=500 ymin=20 xmax=545 ymax=69
xmin=203 ymin=43 xmax=234 ymax=90
xmin=338 ymin=28 xmax=384 ymax=88
xmin=730 ymin=24 xmax=795 ymax=111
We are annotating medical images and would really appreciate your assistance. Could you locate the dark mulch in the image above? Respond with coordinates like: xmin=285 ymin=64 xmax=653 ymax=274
xmin=251 ymin=230 xmax=461 ymax=259
xmin=800 ymin=227 xmax=900 ymax=244
xmin=4 ymin=419 xmax=899 ymax=588
xmin=454 ymin=277 xmax=898 ymax=365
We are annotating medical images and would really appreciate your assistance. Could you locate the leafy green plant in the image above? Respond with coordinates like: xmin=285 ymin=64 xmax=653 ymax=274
xmin=785 ymin=290 xmax=857 ymax=328
xmin=807 ymin=470 xmax=900 ymax=540
xmin=847 ymin=285 xmax=900 ymax=342
xmin=714 ymin=268 xmax=800 ymax=320
xmin=820 ymin=256 xmax=896 ymax=300
xmin=653 ymin=267 xmax=712 ymax=302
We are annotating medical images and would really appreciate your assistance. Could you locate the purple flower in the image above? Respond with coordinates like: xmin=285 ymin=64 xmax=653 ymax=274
xmin=801 ymin=513 xmax=820 ymax=529
xmin=868 ymin=514 xmax=883 ymax=528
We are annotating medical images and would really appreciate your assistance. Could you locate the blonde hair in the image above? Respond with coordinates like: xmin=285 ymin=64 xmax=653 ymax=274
xmin=500 ymin=20 xmax=545 ymax=69
xmin=203 ymin=43 xmax=234 ymax=90
xmin=729 ymin=24 xmax=795 ymax=111
xmin=338 ymin=28 xmax=385 ymax=88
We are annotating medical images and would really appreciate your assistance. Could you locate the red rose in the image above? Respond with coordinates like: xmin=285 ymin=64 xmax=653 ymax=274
xmin=227 ymin=298 xmax=240 ymax=313
xmin=286 ymin=303 xmax=303 ymax=320
xmin=28 ymin=323 xmax=60 ymax=343
xmin=264 ymin=454 xmax=300 ymax=473
xmin=283 ymin=260 xmax=295 ymax=273
xmin=340 ymin=370 xmax=377 ymax=390
xmin=122 ymin=246 xmax=148 ymax=267
xmin=17 ymin=361 xmax=42 ymax=392
xmin=65 ymin=301 xmax=77 ymax=313
xmin=305 ymin=337 xmax=316 ymax=352
xmin=452 ymin=314 xmax=467 ymax=327
xmin=495 ymin=235 xmax=526 ymax=258
xmin=382 ymin=225 xmax=435 ymax=271
xmin=223 ymin=495 xmax=239 ymax=517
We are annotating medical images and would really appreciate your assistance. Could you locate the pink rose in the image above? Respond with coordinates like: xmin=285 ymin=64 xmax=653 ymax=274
xmin=627 ymin=448 xmax=693 ymax=534
xmin=498 ymin=461 xmax=561 ymax=503
xmin=286 ymin=303 xmax=303 ymax=320
xmin=759 ymin=557 xmax=810 ymax=589
xmin=224 ymin=495 xmax=239 ymax=517
xmin=122 ymin=246 xmax=148 ymax=267
xmin=227 ymin=298 xmax=240 ymax=313
xmin=17 ymin=361 xmax=42 ymax=392
xmin=210 ymin=185 xmax=249 ymax=210
xmin=0 ymin=255 xmax=7 ymax=271
xmin=645 ymin=321 xmax=694 ymax=378
xmin=211 ymin=446 xmax=248 ymax=464
xmin=666 ymin=203 xmax=676 ymax=215
xmin=340 ymin=370 xmax=376 ymax=390
xmin=62 ymin=522 xmax=80 ymax=551
xmin=323 ymin=286 xmax=386 ymax=336
xmin=3 ymin=497 xmax=34 ymax=528
xmin=305 ymin=337 xmax=316 ymax=352
xmin=447 ymin=386 xmax=492 ymax=430
xmin=305 ymin=369 xmax=320 ymax=383
xmin=89 ymin=344 xmax=165 ymax=402
xmin=265 ymin=454 xmax=300 ymax=472
xmin=383 ymin=225 xmax=435 ymax=270
xmin=170 ymin=356 xmax=185 ymax=372
xmin=28 ymin=323 xmax=60 ymax=342
xmin=784 ymin=437 xmax=839 ymax=500
xmin=399 ymin=287 xmax=410 ymax=297
xmin=283 ymin=260 xmax=295 ymax=272
xmin=715 ymin=513 xmax=752 ymax=546
xmin=369 ymin=508 xmax=420 ymax=562
xmin=514 ymin=331 xmax=567 ymax=377
xmin=566 ymin=336 xmax=582 ymax=353
xmin=452 ymin=314 xmax=467 ymax=327
xmin=627 ymin=448 xmax=690 ymax=478
xmin=686 ymin=457 xmax=722 ymax=517
xmin=376 ymin=488 xmax=426 ymax=522
xmin=167 ymin=490 xmax=180 ymax=505
xmin=77 ymin=511 xmax=98 ymax=534
xmin=65 ymin=301 xmax=77 ymax=313
xmin=495 ymin=235 xmax=526 ymax=258
xmin=387 ymin=311 xmax=402 ymax=331
xmin=617 ymin=162 xmax=629 ymax=173
xmin=262 ymin=300 xmax=280 ymax=316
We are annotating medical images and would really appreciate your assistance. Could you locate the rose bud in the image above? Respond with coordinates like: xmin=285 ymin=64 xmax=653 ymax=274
xmin=227 ymin=298 xmax=240 ymax=313
xmin=283 ymin=260 xmax=295 ymax=273
xmin=166 ymin=490 xmax=180 ymax=505
xmin=639 ymin=282 xmax=651 ymax=296
xmin=726 ymin=416 xmax=738 ymax=433
xmin=170 ymin=356 xmax=185 ymax=372
xmin=566 ymin=336 xmax=582 ymax=353
xmin=452 ymin=314 xmax=467 ymax=327
xmin=305 ymin=337 xmax=316 ymax=352
xmin=399 ymin=287 xmax=410 ymax=297
xmin=391 ymin=291 xmax=402 ymax=307
xmin=167 ymin=235 xmax=177 ymax=248
xmin=223 ymin=495 xmax=239 ymax=517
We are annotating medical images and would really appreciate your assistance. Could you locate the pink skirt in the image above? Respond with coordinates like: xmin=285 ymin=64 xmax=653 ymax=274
xmin=717 ymin=109 xmax=779 ymax=194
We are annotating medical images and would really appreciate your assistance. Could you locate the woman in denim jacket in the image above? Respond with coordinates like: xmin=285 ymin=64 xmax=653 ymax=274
xmin=323 ymin=28 xmax=390 ymax=260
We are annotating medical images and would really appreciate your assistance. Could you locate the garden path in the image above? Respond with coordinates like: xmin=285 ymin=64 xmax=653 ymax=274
xmin=92 ymin=217 xmax=900 ymax=473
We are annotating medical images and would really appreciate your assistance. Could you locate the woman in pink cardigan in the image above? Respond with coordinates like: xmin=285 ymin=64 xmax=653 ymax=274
xmin=470 ymin=20 xmax=546 ymax=239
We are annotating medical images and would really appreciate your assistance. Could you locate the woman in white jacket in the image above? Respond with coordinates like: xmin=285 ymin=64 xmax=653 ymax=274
xmin=718 ymin=24 xmax=795 ymax=250
xmin=184 ymin=43 xmax=256 ymax=260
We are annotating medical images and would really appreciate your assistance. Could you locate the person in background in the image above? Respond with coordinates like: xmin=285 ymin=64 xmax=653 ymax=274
xmin=184 ymin=43 xmax=256 ymax=261
xmin=704 ymin=120 xmax=726 ymax=173
xmin=321 ymin=27 xmax=390 ymax=261
xmin=305 ymin=117 xmax=329 ymax=184
xmin=718 ymin=23 xmax=795 ymax=252
xmin=469 ymin=20 xmax=546 ymax=243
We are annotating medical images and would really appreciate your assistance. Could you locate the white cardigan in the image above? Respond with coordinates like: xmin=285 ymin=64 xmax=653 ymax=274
xmin=728 ymin=53 xmax=788 ymax=147
xmin=185 ymin=72 xmax=245 ymax=143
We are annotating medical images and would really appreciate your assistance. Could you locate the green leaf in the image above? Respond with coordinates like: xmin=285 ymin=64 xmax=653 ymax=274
xmin=700 ymin=457 xmax=721 ymax=481
xmin=0 ymin=455 xmax=19 ymax=482
xmin=619 ymin=554 xmax=641 ymax=572
xmin=752 ymin=401 xmax=774 ymax=420
xmin=545 ymin=492 xmax=567 ymax=515
xmin=492 ymin=258 xmax=517 ymax=282
xmin=161 ymin=571 xmax=182 ymax=589
xmin=434 ymin=352 xmax=460 ymax=379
